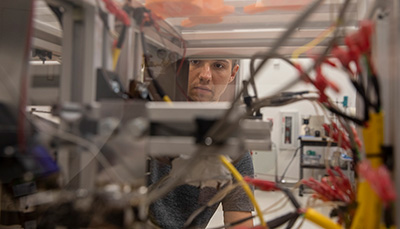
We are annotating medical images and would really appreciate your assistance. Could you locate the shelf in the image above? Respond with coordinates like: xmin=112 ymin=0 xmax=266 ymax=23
xmin=300 ymin=164 xmax=349 ymax=170
xmin=299 ymin=137 xmax=338 ymax=147
xmin=298 ymin=136 xmax=353 ymax=196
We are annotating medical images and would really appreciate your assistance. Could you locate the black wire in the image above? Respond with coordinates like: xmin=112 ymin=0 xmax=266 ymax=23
xmin=325 ymin=105 xmax=365 ymax=126
xmin=248 ymin=0 xmax=326 ymax=84
xmin=208 ymin=186 xmax=301 ymax=229
xmin=285 ymin=213 xmax=299 ymax=229
xmin=280 ymin=91 xmax=311 ymax=97
xmin=350 ymin=146 xmax=359 ymax=177
xmin=116 ymin=25 xmax=127 ymax=49
xmin=324 ymin=62 xmax=382 ymax=127
xmin=99 ymin=68 xmax=128 ymax=99
xmin=94 ymin=0 xmax=115 ymax=33
xmin=267 ymin=212 xmax=299 ymax=229
xmin=260 ymin=0 xmax=357 ymax=128
xmin=248 ymin=30 xmax=373 ymax=128
xmin=47 ymin=4 xmax=63 ymax=27
xmin=350 ymin=78 xmax=370 ymax=122
xmin=369 ymin=74 xmax=381 ymax=112
xmin=278 ymin=187 xmax=301 ymax=209
xmin=203 ymin=0 xmax=326 ymax=143
xmin=115 ymin=4 xmax=134 ymax=49
xmin=353 ymin=72 xmax=380 ymax=113
xmin=210 ymin=211 xmax=300 ymax=229
xmin=250 ymin=54 xmax=306 ymax=84
xmin=279 ymin=147 xmax=301 ymax=183
xmin=252 ymin=96 xmax=319 ymax=112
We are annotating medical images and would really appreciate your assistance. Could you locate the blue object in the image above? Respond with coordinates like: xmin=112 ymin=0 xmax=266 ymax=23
xmin=341 ymin=153 xmax=353 ymax=161
xmin=342 ymin=96 xmax=348 ymax=108
xmin=31 ymin=145 xmax=59 ymax=177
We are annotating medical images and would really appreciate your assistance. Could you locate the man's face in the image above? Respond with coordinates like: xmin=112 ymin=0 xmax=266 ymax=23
xmin=187 ymin=59 xmax=239 ymax=101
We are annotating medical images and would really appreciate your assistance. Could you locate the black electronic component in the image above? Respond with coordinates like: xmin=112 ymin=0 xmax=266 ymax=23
xmin=382 ymin=145 xmax=394 ymax=171
xmin=195 ymin=118 xmax=220 ymax=145
xmin=32 ymin=49 xmax=52 ymax=64
xmin=96 ymin=68 xmax=128 ymax=100
xmin=79 ymin=117 xmax=98 ymax=136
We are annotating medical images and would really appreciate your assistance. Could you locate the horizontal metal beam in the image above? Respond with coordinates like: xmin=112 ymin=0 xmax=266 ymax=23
xmin=32 ymin=37 xmax=62 ymax=55
xmin=142 ymin=27 xmax=183 ymax=55
xmin=182 ymin=27 xmax=357 ymax=41
xmin=34 ymin=19 xmax=62 ymax=38
xmin=185 ymin=46 xmax=333 ymax=58
xmin=167 ymin=12 xmax=358 ymax=31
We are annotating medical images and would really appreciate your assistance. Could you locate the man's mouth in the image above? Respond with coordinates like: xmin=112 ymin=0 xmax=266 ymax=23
xmin=193 ymin=86 xmax=212 ymax=93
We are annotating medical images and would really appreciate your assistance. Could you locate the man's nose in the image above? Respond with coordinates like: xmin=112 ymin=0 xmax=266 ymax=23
xmin=199 ymin=64 xmax=212 ymax=82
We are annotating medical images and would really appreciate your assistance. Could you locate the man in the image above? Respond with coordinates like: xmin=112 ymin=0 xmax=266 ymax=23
xmin=148 ymin=59 xmax=254 ymax=228
xmin=187 ymin=59 xmax=239 ymax=102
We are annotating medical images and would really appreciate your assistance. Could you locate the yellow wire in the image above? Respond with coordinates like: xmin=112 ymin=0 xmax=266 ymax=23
xmin=113 ymin=48 xmax=121 ymax=70
xmin=291 ymin=25 xmax=335 ymax=59
xmin=162 ymin=95 xmax=172 ymax=103
xmin=351 ymin=112 xmax=384 ymax=229
xmin=304 ymin=208 xmax=341 ymax=229
xmin=219 ymin=155 xmax=266 ymax=227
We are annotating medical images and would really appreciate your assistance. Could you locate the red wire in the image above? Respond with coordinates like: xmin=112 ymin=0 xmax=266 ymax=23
xmin=18 ymin=0 xmax=35 ymax=153
xmin=357 ymin=161 xmax=396 ymax=206
xmin=176 ymin=38 xmax=186 ymax=76
xmin=244 ymin=177 xmax=280 ymax=191
xmin=102 ymin=0 xmax=130 ymax=26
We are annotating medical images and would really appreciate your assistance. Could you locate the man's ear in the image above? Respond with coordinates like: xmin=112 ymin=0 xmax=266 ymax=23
xmin=229 ymin=64 xmax=239 ymax=83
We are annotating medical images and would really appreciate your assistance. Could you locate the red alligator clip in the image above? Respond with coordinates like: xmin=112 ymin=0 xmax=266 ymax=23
xmin=244 ymin=177 xmax=280 ymax=191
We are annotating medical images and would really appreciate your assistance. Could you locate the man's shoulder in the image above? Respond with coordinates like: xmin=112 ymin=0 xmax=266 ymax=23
xmin=234 ymin=152 xmax=254 ymax=174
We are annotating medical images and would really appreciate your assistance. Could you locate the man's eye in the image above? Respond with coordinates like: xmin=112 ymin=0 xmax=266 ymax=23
xmin=214 ymin=63 xmax=225 ymax=69
xmin=190 ymin=60 xmax=200 ymax=65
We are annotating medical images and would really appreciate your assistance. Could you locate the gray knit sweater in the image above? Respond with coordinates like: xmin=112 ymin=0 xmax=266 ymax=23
xmin=148 ymin=152 xmax=254 ymax=228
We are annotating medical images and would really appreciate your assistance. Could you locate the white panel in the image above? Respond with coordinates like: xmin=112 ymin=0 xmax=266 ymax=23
xmin=252 ymin=150 xmax=277 ymax=181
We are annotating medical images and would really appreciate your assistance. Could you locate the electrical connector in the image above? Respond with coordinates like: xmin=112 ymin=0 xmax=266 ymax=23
xmin=244 ymin=177 xmax=279 ymax=191
xmin=102 ymin=0 xmax=131 ymax=26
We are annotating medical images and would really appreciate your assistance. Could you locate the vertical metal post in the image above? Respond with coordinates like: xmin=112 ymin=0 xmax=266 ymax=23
xmin=374 ymin=10 xmax=394 ymax=146
xmin=372 ymin=0 xmax=400 ymax=224
xmin=59 ymin=0 xmax=103 ymax=104
xmin=391 ymin=0 xmax=400 ymax=224
xmin=117 ymin=24 xmax=143 ymax=88
xmin=59 ymin=2 xmax=73 ymax=103
xmin=299 ymin=139 xmax=304 ymax=196
xmin=101 ymin=14 xmax=113 ymax=71
xmin=58 ymin=0 xmax=104 ymax=190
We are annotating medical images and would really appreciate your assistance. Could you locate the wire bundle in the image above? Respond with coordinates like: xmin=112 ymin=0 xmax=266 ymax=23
xmin=322 ymin=123 xmax=362 ymax=151
xmin=357 ymin=161 xmax=396 ymax=206
xmin=302 ymin=167 xmax=354 ymax=204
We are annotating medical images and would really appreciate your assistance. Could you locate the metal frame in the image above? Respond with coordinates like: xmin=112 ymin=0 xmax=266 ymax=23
xmin=390 ymin=0 xmax=400 ymax=224
xmin=147 ymin=102 xmax=272 ymax=157
xmin=368 ymin=0 xmax=400 ymax=223
xmin=55 ymin=0 xmax=105 ymax=189
xmin=163 ymin=0 xmax=362 ymax=58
